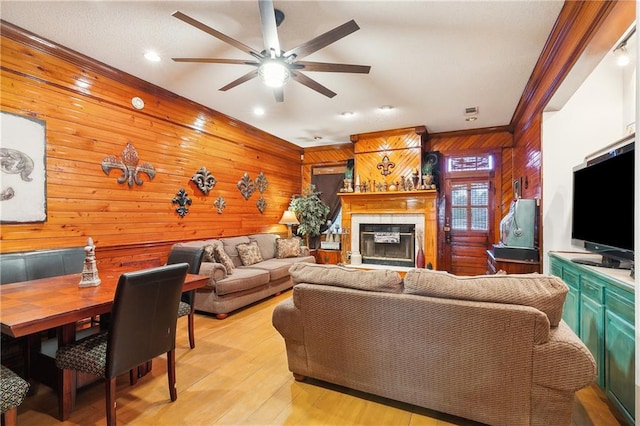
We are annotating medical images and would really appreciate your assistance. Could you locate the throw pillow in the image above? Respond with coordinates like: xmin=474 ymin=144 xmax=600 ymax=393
xmin=213 ymin=245 xmax=235 ymax=275
xmin=275 ymin=237 xmax=302 ymax=258
xmin=236 ymin=241 xmax=264 ymax=266
xmin=403 ymin=269 xmax=568 ymax=326
xmin=202 ymin=244 xmax=216 ymax=263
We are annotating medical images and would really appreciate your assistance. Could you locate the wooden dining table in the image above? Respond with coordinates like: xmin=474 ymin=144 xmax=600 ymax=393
xmin=0 ymin=267 xmax=209 ymax=421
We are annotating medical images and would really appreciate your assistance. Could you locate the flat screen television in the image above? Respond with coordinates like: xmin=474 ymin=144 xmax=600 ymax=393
xmin=571 ymin=136 xmax=634 ymax=269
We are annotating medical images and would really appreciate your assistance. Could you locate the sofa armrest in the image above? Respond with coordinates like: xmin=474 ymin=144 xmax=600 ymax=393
xmin=198 ymin=261 xmax=227 ymax=288
xmin=272 ymin=297 xmax=308 ymax=375
xmin=533 ymin=320 xmax=596 ymax=392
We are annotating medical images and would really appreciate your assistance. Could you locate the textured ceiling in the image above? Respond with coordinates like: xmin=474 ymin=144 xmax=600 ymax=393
xmin=1 ymin=1 xmax=566 ymax=147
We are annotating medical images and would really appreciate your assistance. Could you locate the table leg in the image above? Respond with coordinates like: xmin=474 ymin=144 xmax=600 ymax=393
xmin=57 ymin=324 xmax=76 ymax=421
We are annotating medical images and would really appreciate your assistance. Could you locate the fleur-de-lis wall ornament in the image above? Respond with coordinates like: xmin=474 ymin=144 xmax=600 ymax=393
xmin=214 ymin=195 xmax=226 ymax=214
xmin=255 ymin=172 xmax=268 ymax=193
xmin=256 ymin=196 xmax=267 ymax=214
xmin=237 ymin=172 xmax=256 ymax=200
xmin=191 ymin=166 xmax=217 ymax=194
xmin=172 ymin=188 xmax=192 ymax=217
xmin=101 ymin=142 xmax=156 ymax=187
xmin=376 ymin=155 xmax=395 ymax=177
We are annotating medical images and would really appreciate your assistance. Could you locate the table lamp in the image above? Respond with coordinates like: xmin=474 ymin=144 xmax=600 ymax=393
xmin=279 ymin=210 xmax=299 ymax=238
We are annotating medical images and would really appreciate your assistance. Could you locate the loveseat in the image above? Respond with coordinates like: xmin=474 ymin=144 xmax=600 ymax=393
xmin=273 ymin=263 xmax=596 ymax=426
xmin=171 ymin=233 xmax=315 ymax=319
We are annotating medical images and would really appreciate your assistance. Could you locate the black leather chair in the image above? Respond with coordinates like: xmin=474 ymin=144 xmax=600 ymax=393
xmin=166 ymin=247 xmax=204 ymax=349
xmin=55 ymin=263 xmax=189 ymax=426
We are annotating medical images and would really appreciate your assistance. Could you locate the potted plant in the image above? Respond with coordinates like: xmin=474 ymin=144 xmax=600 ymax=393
xmin=289 ymin=184 xmax=330 ymax=247
xmin=422 ymin=161 xmax=434 ymax=187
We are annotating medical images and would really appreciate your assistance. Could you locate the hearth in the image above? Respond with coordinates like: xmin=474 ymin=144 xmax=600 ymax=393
xmin=360 ymin=224 xmax=415 ymax=267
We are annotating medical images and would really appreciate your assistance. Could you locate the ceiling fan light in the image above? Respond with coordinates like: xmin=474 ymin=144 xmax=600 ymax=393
xmin=259 ymin=61 xmax=290 ymax=88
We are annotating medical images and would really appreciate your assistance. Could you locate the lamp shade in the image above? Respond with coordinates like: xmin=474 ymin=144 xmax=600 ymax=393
xmin=279 ymin=210 xmax=299 ymax=225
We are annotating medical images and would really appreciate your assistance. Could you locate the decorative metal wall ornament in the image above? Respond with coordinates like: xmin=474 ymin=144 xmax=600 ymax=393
xmin=172 ymin=188 xmax=192 ymax=217
xmin=191 ymin=166 xmax=217 ymax=194
xmin=237 ymin=172 xmax=256 ymax=200
xmin=255 ymin=171 xmax=268 ymax=193
xmin=214 ymin=195 xmax=226 ymax=214
xmin=376 ymin=155 xmax=395 ymax=176
xmin=102 ymin=142 xmax=156 ymax=187
xmin=256 ymin=196 xmax=267 ymax=214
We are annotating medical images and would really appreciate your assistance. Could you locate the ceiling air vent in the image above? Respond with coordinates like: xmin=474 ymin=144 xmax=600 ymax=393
xmin=464 ymin=106 xmax=479 ymax=115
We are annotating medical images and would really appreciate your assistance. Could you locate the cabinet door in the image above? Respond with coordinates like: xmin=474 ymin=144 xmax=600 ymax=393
xmin=580 ymin=295 xmax=604 ymax=386
xmin=561 ymin=268 xmax=580 ymax=335
xmin=605 ymin=291 xmax=636 ymax=423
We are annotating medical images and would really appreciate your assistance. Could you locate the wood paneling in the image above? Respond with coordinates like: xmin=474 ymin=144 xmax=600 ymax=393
xmin=0 ymin=22 xmax=301 ymax=266
xmin=302 ymin=143 xmax=354 ymax=189
xmin=351 ymin=127 xmax=426 ymax=188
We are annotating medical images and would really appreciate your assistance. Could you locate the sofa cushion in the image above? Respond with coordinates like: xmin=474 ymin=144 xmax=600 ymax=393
xmin=289 ymin=263 xmax=403 ymax=293
xmin=275 ymin=237 xmax=302 ymax=258
xmin=404 ymin=269 xmax=568 ymax=326
xmin=236 ymin=241 xmax=264 ymax=266
xmin=221 ymin=236 xmax=251 ymax=267
xmin=272 ymin=255 xmax=316 ymax=266
xmin=244 ymin=258 xmax=292 ymax=281
xmin=249 ymin=233 xmax=278 ymax=260
xmin=213 ymin=267 xmax=270 ymax=296
xmin=213 ymin=245 xmax=235 ymax=275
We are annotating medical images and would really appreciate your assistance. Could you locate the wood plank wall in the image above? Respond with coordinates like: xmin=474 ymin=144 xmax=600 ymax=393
xmin=0 ymin=22 xmax=302 ymax=268
xmin=302 ymin=144 xmax=354 ymax=189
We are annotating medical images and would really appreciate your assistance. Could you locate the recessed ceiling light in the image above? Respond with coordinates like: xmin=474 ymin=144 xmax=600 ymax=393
xmin=379 ymin=105 xmax=394 ymax=112
xmin=465 ymin=116 xmax=478 ymax=122
xmin=340 ymin=111 xmax=354 ymax=117
xmin=144 ymin=51 xmax=161 ymax=62
xmin=253 ymin=107 xmax=265 ymax=116
xmin=313 ymin=136 xmax=323 ymax=141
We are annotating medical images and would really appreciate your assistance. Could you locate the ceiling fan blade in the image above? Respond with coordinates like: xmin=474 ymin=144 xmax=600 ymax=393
xmin=173 ymin=11 xmax=262 ymax=58
xmin=273 ymin=87 xmax=284 ymax=103
xmin=172 ymin=58 xmax=260 ymax=66
xmin=295 ymin=61 xmax=371 ymax=74
xmin=284 ymin=20 xmax=360 ymax=60
xmin=292 ymin=71 xmax=337 ymax=98
xmin=219 ymin=69 xmax=260 ymax=91
xmin=258 ymin=0 xmax=281 ymax=55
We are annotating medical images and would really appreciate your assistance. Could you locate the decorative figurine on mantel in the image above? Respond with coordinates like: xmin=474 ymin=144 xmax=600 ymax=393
xmin=79 ymin=237 xmax=101 ymax=287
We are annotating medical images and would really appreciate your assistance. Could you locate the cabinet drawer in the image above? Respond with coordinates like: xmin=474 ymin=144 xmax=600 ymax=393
xmin=582 ymin=276 xmax=604 ymax=303
xmin=607 ymin=290 xmax=634 ymax=324
xmin=562 ymin=268 xmax=579 ymax=288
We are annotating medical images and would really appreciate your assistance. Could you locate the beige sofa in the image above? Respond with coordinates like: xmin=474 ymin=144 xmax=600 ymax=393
xmin=272 ymin=264 xmax=596 ymax=426
xmin=172 ymin=233 xmax=315 ymax=319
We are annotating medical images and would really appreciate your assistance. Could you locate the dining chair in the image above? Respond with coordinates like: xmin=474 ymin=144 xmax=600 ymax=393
xmin=1 ymin=365 xmax=30 ymax=426
xmin=166 ymin=247 xmax=204 ymax=349
xmin=55 ymin=263 xmax=189 ymax=426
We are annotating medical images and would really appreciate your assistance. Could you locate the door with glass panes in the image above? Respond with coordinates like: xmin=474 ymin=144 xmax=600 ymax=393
xmin=442 ymin=153 xmax=495 ymax=275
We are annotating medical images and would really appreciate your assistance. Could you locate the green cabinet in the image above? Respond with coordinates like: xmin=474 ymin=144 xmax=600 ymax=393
xmin=549 ymin=252 xmax=635 ymax=424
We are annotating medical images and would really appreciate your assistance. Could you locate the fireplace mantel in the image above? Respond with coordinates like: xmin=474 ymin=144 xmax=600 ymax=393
xmin=338 ymin=190 xmax=438 ymax=269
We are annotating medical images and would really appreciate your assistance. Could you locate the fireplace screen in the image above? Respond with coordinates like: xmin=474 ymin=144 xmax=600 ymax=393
xmin=360 ymin=224 xmax=415 ymax=267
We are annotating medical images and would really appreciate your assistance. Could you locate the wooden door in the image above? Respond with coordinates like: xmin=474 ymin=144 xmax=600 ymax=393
xmin=440 ymin=153 xmax=496 ymax=275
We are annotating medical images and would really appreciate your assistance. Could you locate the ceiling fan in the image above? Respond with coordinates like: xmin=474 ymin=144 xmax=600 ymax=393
xmin=171 ymin=0 xmax=371 ymax=102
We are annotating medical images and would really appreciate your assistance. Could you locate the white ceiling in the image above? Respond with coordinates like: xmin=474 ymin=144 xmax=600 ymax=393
xmin=1 ymin=1 xmax=566 ymax=147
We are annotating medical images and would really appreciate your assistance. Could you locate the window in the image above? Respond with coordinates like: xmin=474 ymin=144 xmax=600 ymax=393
xmin=451 ymin=182 xmax=489 ymax=231
xmin=447 ymin=154 xmax=493 ymax=172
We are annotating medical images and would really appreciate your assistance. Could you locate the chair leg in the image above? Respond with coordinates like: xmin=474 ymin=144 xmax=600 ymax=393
xmin=105 ymin=377 xmax=117 ymax=426
xmin=187 ymin=312 xmax=195 ymax=349
xmin=2 ymin=407 xmax=17 ymax=426
xmin=167 ymin=349 xmax=177 ymax=402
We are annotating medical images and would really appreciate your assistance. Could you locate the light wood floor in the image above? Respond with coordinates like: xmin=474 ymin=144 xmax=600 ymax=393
xmin=17 ymin=290 xmax=629 ymax=425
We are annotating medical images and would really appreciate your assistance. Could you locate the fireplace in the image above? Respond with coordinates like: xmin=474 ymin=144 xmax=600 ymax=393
xmin=360 ymin=224 xmax=415 ymax=267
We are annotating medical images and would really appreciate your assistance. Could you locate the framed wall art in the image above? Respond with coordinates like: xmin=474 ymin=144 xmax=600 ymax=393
xmin=0 ymin=111 xmax=47 ymax=223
